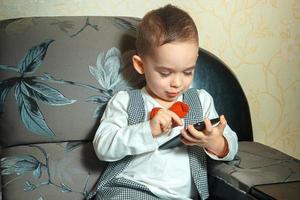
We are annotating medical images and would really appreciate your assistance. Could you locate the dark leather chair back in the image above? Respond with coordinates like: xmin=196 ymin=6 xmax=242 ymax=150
xmin=193 ymin=49 xmax=253 ymax=141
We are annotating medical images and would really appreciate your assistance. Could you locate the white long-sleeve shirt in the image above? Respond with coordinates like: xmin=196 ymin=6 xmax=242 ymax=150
xmin=93 ymin=87 xmax=238 ymax=199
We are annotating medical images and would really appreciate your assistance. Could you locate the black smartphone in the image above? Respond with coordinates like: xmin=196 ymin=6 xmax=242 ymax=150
xmin=193 ymin=118 xmax=220 ymax=131
xmin=159 ymin=117 xmax=220 ymax=150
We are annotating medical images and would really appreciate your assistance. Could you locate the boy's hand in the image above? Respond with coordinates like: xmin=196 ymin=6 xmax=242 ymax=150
xmin=150 ymin=109 xmax=183 ymax=137
xmin=181 ymin=115 xmax=229 ymax=157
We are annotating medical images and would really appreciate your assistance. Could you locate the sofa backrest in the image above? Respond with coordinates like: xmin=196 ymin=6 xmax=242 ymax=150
xmin=0 ymin=16 xmax=144 ymax=146
xmin=0 ymin=16 xmax=252 ymax=147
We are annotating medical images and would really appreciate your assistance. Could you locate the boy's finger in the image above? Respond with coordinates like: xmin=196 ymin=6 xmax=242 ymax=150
xmin=204 ymin=118 xmax=212 ymax=132
xmin=186 ymin=125 xmax=205 ymax=140
xmin=162 ymin=125 xmax=171 ymax=133
xmin=181 ymin=136 xmax=198 ymax=146
xmin=218 ymin=115 xmax=227 ymax=132
xmin=181 ymin=128 xmax=200 ymax=143
xmin=163 ymin=122 xmax=173 ymax=131
xmin=167 ymin=110 xmax=183 ymax=126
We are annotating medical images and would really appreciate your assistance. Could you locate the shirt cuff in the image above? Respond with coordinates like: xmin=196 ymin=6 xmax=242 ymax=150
xmin=204 ymin=131 xmax=237 ymax=161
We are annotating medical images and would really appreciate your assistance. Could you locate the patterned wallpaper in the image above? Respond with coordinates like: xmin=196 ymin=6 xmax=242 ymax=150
xmin=0 ymin=0 xmax=299 ymax=159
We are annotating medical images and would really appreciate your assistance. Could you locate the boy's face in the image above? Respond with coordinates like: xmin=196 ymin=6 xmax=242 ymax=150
xmin=133 ymin=41 xmax=198 ymax=105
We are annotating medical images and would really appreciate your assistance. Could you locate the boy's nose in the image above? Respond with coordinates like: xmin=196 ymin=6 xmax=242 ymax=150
xmin=171 ymin=75 xmax=182 ymax=88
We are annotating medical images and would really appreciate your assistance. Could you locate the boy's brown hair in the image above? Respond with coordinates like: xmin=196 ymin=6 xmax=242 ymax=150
xmin=136 ymin=4 xmax=198 ymax=57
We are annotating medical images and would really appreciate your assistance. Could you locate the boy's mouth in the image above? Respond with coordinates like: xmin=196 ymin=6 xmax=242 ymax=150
xmin=166 ymin=92 xmax=180 ymax=98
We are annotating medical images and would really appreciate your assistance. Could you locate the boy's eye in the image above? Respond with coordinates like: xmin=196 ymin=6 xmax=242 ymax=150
xmin=183 ymin=70 xmax=194 ymax=76
xmin=159 ymin=71 xmax=171 ymax=77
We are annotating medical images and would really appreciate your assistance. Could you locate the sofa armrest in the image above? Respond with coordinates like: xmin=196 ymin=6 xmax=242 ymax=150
xmin=208 ymin=141 xmax=300 ymax=200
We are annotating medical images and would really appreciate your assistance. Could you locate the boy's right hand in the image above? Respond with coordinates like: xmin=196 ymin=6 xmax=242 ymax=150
xmin=150 ymin=109 xmax=183 ymax=137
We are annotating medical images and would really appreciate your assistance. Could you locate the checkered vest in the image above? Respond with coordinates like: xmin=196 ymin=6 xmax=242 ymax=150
xmin=87 ymin=89 xmax=208 ymax=200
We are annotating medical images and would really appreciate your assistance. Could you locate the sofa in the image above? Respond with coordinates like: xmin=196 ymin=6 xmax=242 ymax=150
xmin=0 ymin=16 xmax=299 ymax=200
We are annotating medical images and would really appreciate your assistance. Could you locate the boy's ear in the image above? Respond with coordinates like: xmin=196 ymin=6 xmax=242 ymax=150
xmin=132 ymin=55 xmax=144 ymax=75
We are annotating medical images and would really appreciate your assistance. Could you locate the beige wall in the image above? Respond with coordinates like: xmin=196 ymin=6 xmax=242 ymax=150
xmin=0 ymin=0 xmax=299 ymax=159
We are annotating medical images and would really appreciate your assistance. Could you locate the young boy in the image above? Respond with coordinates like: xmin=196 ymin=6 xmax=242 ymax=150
xmin=92 ymin=4 xmax=238 ymax=200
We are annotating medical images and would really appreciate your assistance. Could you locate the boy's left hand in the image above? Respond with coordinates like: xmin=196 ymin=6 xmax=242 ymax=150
xmin=181 ymin=115 xmax=229 ymax=157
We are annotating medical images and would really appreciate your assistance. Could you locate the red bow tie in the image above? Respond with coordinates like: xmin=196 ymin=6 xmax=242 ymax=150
xmin=150 ymin=101 xmax=190 ymax=119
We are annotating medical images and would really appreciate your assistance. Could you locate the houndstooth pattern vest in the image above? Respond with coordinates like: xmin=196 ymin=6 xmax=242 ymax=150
xmin=87 ymin=89 xmax=208 ymax=200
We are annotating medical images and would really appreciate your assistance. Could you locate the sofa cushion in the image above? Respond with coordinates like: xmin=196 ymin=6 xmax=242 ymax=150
xmin=1 ymin=141 xmax=104 ymax=200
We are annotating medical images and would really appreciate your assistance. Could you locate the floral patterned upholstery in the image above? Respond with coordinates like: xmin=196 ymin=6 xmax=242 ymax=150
xmin=1 ymin=16 xmax=299 ymax=200
xmin=1 ymin=142 xmax=104 ymax=200
xmin=0 ymin=16 xmax=143 ymax=200
xmin=0 ymin=17 xmax=143 ymax=146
